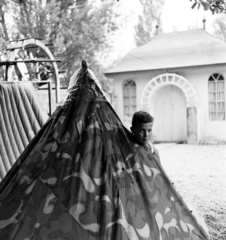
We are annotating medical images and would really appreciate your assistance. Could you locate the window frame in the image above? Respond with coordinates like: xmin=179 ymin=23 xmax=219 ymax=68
xmin=208 ymin=73 xmax=225 ymax=121
xmin=123 ymin=79 xmax=136 ymax=120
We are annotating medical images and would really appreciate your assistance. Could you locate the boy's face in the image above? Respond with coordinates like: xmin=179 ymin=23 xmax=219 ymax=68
xmin=130 ymin=122 xmax=154 ymax=145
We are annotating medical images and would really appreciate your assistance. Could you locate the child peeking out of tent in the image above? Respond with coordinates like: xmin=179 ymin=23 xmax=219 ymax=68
xmin=130 ymin=110 xmax=209 ymax=238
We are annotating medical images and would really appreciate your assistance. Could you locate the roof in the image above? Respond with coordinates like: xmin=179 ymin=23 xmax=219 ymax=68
xmin=105 ymin=29 xmax=226 ymax=74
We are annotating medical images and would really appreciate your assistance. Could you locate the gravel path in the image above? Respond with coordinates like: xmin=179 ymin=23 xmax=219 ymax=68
xmin=156 ymin=144 xmax=226 ymax=240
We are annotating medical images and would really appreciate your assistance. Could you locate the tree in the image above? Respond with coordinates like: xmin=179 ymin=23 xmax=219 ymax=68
xmin=0 ymin=0 xmax=9 ymax=41
xmin=8 ymin=0 xmax=61 ymax=40
xmin=6 ymin=0 xmax=126 ymax=89
xmin=6 ymin=0 xmax=165 ymax=91
xmin=213 ymin=15 xmax=226 ymax=41
xmin=135 ymin=0 xmax=164 ymax=46
xmin=190 ymin=0 xmax=226 ymax=14
xmin=55 ymin=0 xmax=125 ymax=85
xmin=0 ymin=0 xmax=9 ymax=80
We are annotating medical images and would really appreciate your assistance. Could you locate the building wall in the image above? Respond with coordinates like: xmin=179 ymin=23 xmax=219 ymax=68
xmin=108 ymin=63 xmax=226 ymax=142
xmin=111 ymin=70 xmax=166 ymax=125
xmin=173 ymin=64 xmax=226 ymax=142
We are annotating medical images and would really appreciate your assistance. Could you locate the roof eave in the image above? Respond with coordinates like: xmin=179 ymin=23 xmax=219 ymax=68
xmin=104 ymin=62 xmax=226 ymax=75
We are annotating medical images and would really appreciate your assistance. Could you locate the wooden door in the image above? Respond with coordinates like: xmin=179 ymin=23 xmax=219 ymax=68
xmin=153 ymin=85 xmax=187 ymax=142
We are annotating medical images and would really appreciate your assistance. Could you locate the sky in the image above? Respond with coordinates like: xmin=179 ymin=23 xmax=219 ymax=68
xmin=161 ymin=0 xmax=221 ymax=34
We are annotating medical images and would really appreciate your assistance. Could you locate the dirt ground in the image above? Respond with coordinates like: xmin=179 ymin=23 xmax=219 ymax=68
xmin=156 ymin=144 xmax=226 ymax=240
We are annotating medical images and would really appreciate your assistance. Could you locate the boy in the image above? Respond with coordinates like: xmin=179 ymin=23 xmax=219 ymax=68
xmin=130 ymin=111 xmax=209 ymax=237
xmin=130 ymin=111 xmax=158 ymax=156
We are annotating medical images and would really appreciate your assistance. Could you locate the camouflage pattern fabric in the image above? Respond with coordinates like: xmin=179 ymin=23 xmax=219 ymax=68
xmin=0 ymin=66 xmax=209 ymax=240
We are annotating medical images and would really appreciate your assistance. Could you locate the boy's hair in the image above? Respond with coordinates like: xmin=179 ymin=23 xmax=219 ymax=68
xmin=132 ymin=111 xmax=154 ymax=127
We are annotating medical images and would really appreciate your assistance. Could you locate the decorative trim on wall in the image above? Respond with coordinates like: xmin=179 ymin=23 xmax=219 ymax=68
xmin=140 ymin=73 xmax=198 ymax=110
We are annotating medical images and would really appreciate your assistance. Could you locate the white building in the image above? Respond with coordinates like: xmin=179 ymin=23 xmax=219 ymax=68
xmin=105 ymin=29 xmax=226 ymax=144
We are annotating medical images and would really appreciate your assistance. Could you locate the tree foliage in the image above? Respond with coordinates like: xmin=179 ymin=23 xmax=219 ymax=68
xmin=0 ymin=0 xmax=9 ymax=41
xmin=8 ymin=0 xmax=60 ymax=40
xmin=190 ymin=0 xmax=226 ymax=14
xmin=5 ymin=0 xmax=165 ymax=90
xmin=213 ymin=15 xmax=226 ymax=41
xmin=135 ymin=0 xmax=164 ymax=46
xmin=7 ymin=0 xmax=125 ymax=87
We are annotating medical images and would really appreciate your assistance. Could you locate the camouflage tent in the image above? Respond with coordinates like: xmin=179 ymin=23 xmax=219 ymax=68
xmin=0 ymin=61 xmax=209 ymax=240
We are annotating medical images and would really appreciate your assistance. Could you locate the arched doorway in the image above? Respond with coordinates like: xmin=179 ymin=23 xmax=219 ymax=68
xmin=140 ymin=73 xmax=198 ymax=143
xmin=153 ymin=85 xmax=187 ymax=142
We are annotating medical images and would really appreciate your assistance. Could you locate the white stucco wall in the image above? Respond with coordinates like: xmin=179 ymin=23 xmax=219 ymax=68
xmin=109 ymin=70 xmax=166 ymax=121
xmin=106 ymin=63 xmax=226 ymax=142
xmin=174 ymin=64 xmax=226 ymax=141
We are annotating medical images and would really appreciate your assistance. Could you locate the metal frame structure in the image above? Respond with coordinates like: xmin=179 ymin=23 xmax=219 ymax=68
xmin=0 ymin=38 xmax=64 ymax=115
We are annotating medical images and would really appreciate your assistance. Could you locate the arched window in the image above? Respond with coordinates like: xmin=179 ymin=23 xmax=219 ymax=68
xmin=123 ymin=80 xmax=136 ymax=123
xmin=208 ymin=73 xmax=225 ymax=121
